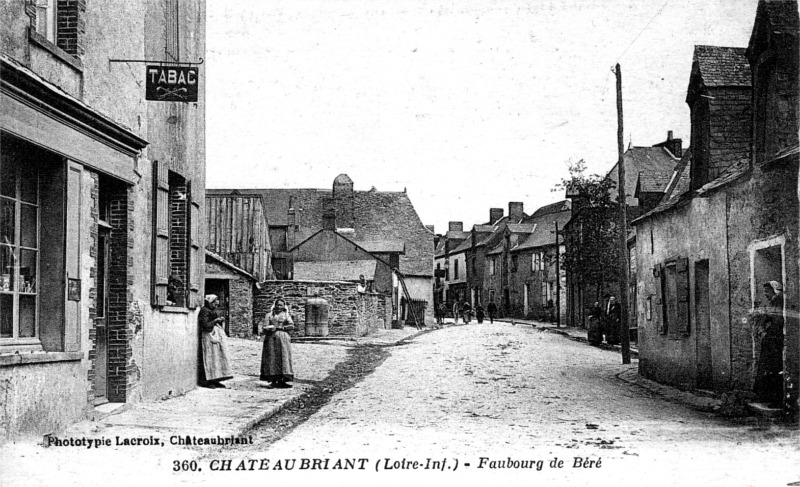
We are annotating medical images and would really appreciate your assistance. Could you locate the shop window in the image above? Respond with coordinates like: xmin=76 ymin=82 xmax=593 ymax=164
xmin=1 ymin=135 xmax=68 ymax=353
xmin=0 ymin=160 xmax=39 ymax=342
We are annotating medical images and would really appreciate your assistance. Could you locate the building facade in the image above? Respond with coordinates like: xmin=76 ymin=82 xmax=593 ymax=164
xmin=634 ymin=1 xmax=798 ymax=418
xmin=0 ymin=0 xmax=206 ymax=441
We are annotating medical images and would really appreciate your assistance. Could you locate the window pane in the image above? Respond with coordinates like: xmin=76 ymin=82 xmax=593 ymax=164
xmin=20 ymin=205 xmax=37 ymax=248
xmin=19 ymin=249 xmax=37 ymax=294
xmin=0 ymin=294 xmax=11 ymax=338
xmin=0 ymin=246 xmax=15 ymax=292
xmin=0 ymin=165 xmax=15 ymax=198
xmin=20 ymin=170 xmax=38 ymax=204
xmin=19 ymin=295 xmax=36 ymax=338
xmin=0 ymin=198 xmax=15 ymax=246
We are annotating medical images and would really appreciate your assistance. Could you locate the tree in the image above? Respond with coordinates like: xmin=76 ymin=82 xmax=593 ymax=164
xmin=556 ymin=159 xmax=621 ymax=303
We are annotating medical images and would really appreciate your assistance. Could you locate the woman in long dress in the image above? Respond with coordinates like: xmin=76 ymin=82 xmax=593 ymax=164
xmin=198 ymin=294 xmax=232 ymax=388
xmin=753 ymin=281 xmax=784 ymax=406
xmin=259 ymin=298 xmax=295 ymax=388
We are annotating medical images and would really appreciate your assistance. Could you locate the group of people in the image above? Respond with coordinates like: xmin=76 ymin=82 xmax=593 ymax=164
xmin=435 ymin=300 xmax=498 ymax=325
xmin=198 ymin=295 xmax=296 ymax=390
xmin=586 ymin=295 xmax=622 ymax=346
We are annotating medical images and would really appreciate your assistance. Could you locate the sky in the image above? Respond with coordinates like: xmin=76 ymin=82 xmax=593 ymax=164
xmin=206 ymin=0 xmax=760 ymax=233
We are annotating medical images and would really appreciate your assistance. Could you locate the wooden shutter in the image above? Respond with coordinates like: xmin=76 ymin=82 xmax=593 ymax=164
xmin=676 ymin=257 xmax=690 ymax=336
xmin=654 ymin=263 xmax=666 ymax=335
xmin=187 ymin=180 xmax=202 ymax=309
xmin=152 ymin=160 xmax=170 ymax=306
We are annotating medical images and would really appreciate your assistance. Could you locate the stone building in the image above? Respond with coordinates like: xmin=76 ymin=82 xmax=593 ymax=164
xmin=217 ymin=175 xmax=435 ymax=324
xmin=0 ymin=0 xmax=206 ymax=441
xmin=633 ymin=0 xmax=798 ymax=418
xmin=433 ymin=221 xmax=469 ymax=308
xmin=508 ymin=201 xmax=571 ymax=322
xmin=564 ymin=138 xmax=679 ymax=328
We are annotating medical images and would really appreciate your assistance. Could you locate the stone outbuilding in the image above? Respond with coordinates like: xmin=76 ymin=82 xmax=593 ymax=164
xmin=205 ymin=251 xmax=256 ymax=337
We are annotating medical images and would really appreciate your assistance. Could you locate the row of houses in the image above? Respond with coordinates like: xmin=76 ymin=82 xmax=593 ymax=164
xmin=435 ymin=200 xmax=571 ymax=323
xmin=562 ymin=0 xmax=798 ymax=418
xmin=632 ymin=0 xmax=798 ymax=418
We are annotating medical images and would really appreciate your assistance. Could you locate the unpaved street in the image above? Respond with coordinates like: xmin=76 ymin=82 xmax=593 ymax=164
xmin=221 ymin=322 xmax=799 ymax=487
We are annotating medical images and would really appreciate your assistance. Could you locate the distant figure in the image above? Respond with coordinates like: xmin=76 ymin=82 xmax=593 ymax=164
xmin=259 ymin=298 xmax=295 ymax=389
xmin=605 ymin=295 xmax=621 ymax=345
xmin=487 ymin=300 xmax=498 ymax=324
xmin=452 ymin=301 xmax=460 ymax=324
xmin=461 ymin=301 xmax=473 ymax=324
xmin=475 ymin=303 xmax=485 ymax=324
xmin=357 ymin=274 xmax=367 ymax=293
xmin=587 ymin=301 xmax=603 ymax=345
xmin=198 ymin=295 xmax=232 ymax=388
xmin=753 ymin=281 xmax=784 ymax=406
xmin=435 ymin=301 xmax=446 ymax=326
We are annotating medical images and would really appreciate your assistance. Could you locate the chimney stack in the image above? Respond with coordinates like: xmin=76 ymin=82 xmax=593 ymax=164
xmin=448 ymin=221 xmax=463 ymax=232
xmin=654 ymin=130 xmax=683 ymax=158
xmin=508 ymin=202 xmax=524 ymax=222
xmin=489 ymin=208 xmax=504 ymax=224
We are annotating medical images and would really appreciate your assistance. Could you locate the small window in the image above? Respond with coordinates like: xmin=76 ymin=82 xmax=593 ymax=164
xmin=511 ymin=255 xmax=518 ymax=273
xmin=490 ymin=258 xmax=496 ymax=276
xmin=34 ymin=0 xmax=58 ymax=43
xmin=454 ymin=259 xmax=459 ymax=280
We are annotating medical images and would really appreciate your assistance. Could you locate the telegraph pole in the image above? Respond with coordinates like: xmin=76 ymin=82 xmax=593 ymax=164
xmin=615 ymin=63 xmax=632 ymax=365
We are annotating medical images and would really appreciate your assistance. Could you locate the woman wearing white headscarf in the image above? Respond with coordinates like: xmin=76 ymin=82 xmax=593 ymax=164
xmin=198 ymin=294 xmax=232 ymax=388
xmin=259 ymin=298 xmax=295 ymax=388
xmin=753 ymin=281 xmax=784 ymax=406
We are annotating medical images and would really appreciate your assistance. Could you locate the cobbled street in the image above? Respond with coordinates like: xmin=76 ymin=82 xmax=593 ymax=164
xmin=219 ymin=322 xmax=800 ymax=487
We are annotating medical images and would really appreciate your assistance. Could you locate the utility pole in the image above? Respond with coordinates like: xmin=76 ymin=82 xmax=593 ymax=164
xmin=554 ymin=220 xmax=561 ymax=328
xmin=615 ymin=63 xmax=632 ymax=365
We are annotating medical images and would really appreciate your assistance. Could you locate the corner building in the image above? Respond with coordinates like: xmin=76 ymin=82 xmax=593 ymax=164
xmin=0 ymin=0 xmax=206 ymax=441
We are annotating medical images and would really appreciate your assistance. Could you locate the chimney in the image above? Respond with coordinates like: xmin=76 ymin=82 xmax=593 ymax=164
xmin=489 ymin=208 xmax=504 ymax=224
xmin=508 ymin=202 xmax=524 ymax=222
xmin=654 ymin=130 xmax=683 ymax=158
xmin=332 ymin=174 xmax=354 ymax=229
xmin=448 ymin=221 xmax=463 ymax=232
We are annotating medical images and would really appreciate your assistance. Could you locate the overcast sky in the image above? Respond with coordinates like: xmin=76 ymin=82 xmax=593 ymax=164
xmin=206 ymin=0 xmax=759 ymax=233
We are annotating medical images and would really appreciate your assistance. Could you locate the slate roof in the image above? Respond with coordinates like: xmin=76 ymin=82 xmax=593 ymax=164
xmin=693 ymin=45 xmax=752 ymax=87
xmin=205 ymin=250 xmax=256 ymax=280
xmin=530 ymin=200 xmax=571 ymax=218
xmin=444 ymin=231 xmax=470 ymax=240
xmin=486 ymin=242 xmax=504 ymax=256
xmin=513 ymin=210 xmax=572 ymax=251
xmin=450 ymin=238 xmax=473 ymax=255
xmin=607 ymin=146 xmax=679 ymax=204
xmin=355 ymin=240 xmax=405 ymax=254
xmin=472 ymin=224 xmax=496 ymax=233
xmin=209 ymin=186 xmax=433 ymax=275
xmin=505 ymin=223 xmax=537 ymax=234
xmin=293 ymin=260 xmax=377 ymax=282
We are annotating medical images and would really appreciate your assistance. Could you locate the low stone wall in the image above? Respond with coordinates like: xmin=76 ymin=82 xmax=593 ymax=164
xmin=255 ymin=280 xmax=390 ymax=337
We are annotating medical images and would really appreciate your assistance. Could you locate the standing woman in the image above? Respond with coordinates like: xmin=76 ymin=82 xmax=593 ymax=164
xmin=198 ymin=295 xmax=233 ymax=388
xmin=753 ymin=281 xmax=784 ymax=406
xmin=260 ymin=298 xmax=295 ymax=388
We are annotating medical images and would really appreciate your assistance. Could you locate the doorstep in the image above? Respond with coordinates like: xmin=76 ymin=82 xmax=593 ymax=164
xmin=747 ymin=402 xmax=783 ymax=420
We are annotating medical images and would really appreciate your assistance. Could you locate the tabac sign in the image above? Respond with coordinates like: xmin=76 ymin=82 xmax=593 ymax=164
xmin=146 ymin=65 xmax=199 ymax=102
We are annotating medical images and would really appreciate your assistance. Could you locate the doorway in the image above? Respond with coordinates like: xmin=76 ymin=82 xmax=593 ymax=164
xmin=695 ymin=260 xmax=712 ymax=389
xmin=93 ymin=225 xmax=111 ymax=405
xmin=205 ymin=279 xmax=230 ymax=335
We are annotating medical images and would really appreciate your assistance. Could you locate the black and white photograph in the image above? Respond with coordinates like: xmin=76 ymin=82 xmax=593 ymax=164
xmin=0 ymin=0 xmax=798 ymax=485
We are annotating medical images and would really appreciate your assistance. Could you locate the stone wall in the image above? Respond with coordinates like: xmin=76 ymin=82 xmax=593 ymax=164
xmin=255 ymin=280 xmax=390 ymax=337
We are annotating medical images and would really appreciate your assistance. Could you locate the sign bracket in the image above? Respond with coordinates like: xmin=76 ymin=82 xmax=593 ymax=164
xmin=108 ymin=57 xmax=204 ymax=66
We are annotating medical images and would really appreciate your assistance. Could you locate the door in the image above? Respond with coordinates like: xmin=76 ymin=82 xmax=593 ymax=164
xmin=204 ymin=279 xmax=230 ymax=335
xmin=523 ymin=284 xmax=529 ymax=316
xmin=695 ymin=260 xmax=712 ymax=389
xmin=93 ymin=227 xmax=110 ymax=405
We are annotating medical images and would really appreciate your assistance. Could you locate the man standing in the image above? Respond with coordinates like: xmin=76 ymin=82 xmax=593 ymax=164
xmin=487 ymin=300 xmax=498 ymax=324
xmin=461 ymin=300 xmax=473 ymax=324
xmin=605 ymin=295 xmax=621 ymax=345
xmin=452 ymin=301 xmax=460 ymax=324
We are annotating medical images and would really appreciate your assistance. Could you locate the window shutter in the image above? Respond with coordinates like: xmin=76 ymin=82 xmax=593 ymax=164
xmin=676 ymin=257 xmax=690 ymax=336
xmin=187 ymin=180 xmax=202 ymax=309
xmin=654 ymin=263 xmax=666 ymax=335
xmin=152 ymin=160 xmax=170 ymax=306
